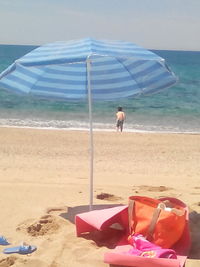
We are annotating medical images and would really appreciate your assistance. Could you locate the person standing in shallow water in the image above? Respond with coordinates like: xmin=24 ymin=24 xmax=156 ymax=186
xmin=116 ymin=107 xmax=126 ymax=132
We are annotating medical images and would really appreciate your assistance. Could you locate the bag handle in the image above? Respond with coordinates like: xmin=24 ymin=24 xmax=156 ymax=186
xmin=146 ymin=202 xmax=185 ymax=240
xmin=128 ymin=198 xmax=135 ymax=234
xmin=128 ymin=199 xmax=165 ymax=239
xmin=146 ymin=202 xmax=165 ymax=241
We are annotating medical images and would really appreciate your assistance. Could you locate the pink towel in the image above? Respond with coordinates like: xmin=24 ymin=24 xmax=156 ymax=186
xmin=127 ymin=234 xmax=177 ymax=259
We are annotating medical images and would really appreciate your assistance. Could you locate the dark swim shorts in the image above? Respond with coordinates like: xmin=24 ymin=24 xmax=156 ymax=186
xmin=116 ymin=120 xmax=124 ymax=127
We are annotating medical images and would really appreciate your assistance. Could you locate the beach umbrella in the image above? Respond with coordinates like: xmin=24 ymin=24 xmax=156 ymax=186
xmin=0 ymin=38 xmax=177 ymax=210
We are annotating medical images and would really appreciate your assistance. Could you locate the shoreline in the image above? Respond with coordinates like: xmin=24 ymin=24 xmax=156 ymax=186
xmin=0 ymin=114 xmax=200 ymax=134
xmin=1 ymin=124 xmax=200 ymax=135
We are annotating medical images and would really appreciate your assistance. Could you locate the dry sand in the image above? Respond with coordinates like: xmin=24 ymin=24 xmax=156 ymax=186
xmin=0 ymin=127 xmax=199 ymax=267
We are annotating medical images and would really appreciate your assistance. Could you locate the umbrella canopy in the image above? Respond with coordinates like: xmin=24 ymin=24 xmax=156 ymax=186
xmin=0 ymin=38 xmax=177 ymax=210
xmin=0 ymin=38 xmax=177 ymax=100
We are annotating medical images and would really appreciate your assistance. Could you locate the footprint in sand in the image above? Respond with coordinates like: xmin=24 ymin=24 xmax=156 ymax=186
xmin=21 ymin=259 xmax=49 ymax=267
xmin=16 ymin=214 xmax=66 ymax=237
xmin=138 ymin=185 xmax=172 ymax=192
xmin=0 ymin=256 xmax=24 ymax=267
xmin=46 ymin=206 xmax=67 ymax=216
xmin=191 ymin=187 xmax=200 ymax=196
xmin=96 ymin=192 xmax=122 ymax=201
xmin=71 ymin=245 xmax=94 ymax=259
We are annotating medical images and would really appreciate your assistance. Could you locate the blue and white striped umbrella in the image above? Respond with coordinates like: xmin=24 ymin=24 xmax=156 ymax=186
xmin=0 ymin=38 xmax=177 ymax=209
xmin=0 ymin=38 xmax=177 ymax=100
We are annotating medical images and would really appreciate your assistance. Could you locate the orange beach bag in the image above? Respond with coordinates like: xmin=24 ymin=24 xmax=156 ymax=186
xmin=128 ymin=196 xmax=186 ymax=248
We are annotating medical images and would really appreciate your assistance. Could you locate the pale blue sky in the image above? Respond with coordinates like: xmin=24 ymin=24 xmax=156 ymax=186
xmin=0 ymin=0 xmax=200 ymax=50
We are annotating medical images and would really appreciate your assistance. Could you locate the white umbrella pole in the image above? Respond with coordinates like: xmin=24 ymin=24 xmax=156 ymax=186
xmin=86 ymin=57 xmax=94 ymax=211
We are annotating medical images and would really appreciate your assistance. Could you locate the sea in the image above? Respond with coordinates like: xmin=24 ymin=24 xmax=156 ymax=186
xmin=0 ymin=44 xmax=200 ymax=133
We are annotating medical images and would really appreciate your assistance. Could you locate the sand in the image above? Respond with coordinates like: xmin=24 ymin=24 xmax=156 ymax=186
xmin=0 ymin=127 xmax=199 ymax=267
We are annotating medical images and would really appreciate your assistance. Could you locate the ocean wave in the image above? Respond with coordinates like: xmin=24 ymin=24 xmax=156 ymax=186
xmin=0 ymin=118 xmax=199 ymax=134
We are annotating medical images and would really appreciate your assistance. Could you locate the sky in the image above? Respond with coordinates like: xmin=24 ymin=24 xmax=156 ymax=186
xmin=0 ymin=0 xmax=200 ymax=51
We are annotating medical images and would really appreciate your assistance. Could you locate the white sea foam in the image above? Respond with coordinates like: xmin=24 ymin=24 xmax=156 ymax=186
xmin=0 ymin=118 xmax=199 ymax=135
